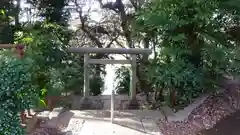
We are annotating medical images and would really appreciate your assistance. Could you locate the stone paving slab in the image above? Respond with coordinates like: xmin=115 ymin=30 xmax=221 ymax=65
xmin=110 ymin=122 xmax=146 ymax=135
xmin=59 ymin=110 xmax=163 ymax=135
xmin=114 ymin=117 xmax=144 ymax=133
xmin=65 ymin=118 xmax=85 ymax=134
xmin=69 ymin=110 xmax=163 ymax=119
xmin=141 ymin=119 xmax=161 ymax=135
xmin=77 ymin=118 xmax=146 ymax=135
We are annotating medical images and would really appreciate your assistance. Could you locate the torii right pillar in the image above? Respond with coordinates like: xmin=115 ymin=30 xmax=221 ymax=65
xmin=128 ymin=54 xmax=139 ymax=109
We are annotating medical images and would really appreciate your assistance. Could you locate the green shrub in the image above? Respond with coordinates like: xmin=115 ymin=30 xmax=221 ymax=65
xmin=149 ymin=57 xmax=204 ymax=107
xmin=0 ymin=55 xmax=37 ymax=135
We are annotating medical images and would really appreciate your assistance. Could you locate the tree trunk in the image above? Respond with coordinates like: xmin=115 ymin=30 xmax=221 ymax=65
xmin=186 ymin=24 xmax=203 ymax=67
xmin=136 ymin=36 xmax=153 ymax=103
xmin=15 ymin=0 xmax=20 ymax=28
xmin=92 ymin=64 xmax=102 ymax=96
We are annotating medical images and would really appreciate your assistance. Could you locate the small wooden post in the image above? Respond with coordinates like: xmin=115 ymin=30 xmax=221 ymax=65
xmin=15 ymin=44 xmax=24 ymax=58
xmin=111 ymin=89 xmax=115 ymax=123
xmin=21 ymin=112 xmax=27 ymax=124
xmin=130 ymin=55 xmax=137 ymax=99
xmin=84 ymin=53 xmax=89 ymax=97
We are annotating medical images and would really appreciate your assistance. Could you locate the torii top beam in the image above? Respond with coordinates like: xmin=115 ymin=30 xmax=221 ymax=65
xmin=67 ymin=47 xmax=152 ymax=55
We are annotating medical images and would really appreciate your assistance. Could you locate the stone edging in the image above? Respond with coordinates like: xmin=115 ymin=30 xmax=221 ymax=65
xmin=162 ymin=94 xmax=209 ymax=122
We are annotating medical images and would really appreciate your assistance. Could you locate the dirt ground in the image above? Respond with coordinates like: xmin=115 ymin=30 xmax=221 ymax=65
xmin=198 ymin=110 xmax=240 ymax=135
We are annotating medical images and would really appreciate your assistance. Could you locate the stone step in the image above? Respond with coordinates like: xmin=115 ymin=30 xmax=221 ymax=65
xmin=26 ymin=108 xmax=66 ymax=134
xmin=26 ymin=111 xmax=51 ymax=133
xmin=40 ymin=107 xmax=64 ymax=128
xmin=49 ymin=107 xmax=64 ymax=119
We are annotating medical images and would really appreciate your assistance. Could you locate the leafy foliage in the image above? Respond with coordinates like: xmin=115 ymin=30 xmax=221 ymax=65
xmin=0 ymin=0 xmax=239 ymax=122
xmin=28 ymin=0 xmax=70 ymax=25
xmin=17 ymin=21 xmax=105 ymax=97
xmin=90 ymin=75 xmax=105 ymax=96
xmin=0 ymin=0 xmax=106 ymax=133
xmin=0 ymin=54 xmax=37 ymax=135
xmin=149 ymin=56 xmax=204 ymax=106
xmin=115 ymin=66 xmax=130 ymax=95
xmin=134 ymin=0 xmax=240 ymax=108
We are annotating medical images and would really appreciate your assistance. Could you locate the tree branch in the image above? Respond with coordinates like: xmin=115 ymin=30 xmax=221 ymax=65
xmin=73 ymin=0 xmax=104 ymax=48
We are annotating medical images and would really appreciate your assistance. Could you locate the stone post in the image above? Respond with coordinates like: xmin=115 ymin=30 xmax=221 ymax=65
xmin=130 ymin=54 xmax=137 ymax=99
xmin=111 ymin=90 xmax=115 ymax=123
xmin=84 ymin=53 xmax=89 ymax=97
xmin=127 ymin=54 xmax=139 ymax=109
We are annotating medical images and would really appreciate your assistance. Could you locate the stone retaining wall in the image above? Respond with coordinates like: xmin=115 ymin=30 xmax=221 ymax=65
xmin=71 ymin=94 xmax=148 ymax=110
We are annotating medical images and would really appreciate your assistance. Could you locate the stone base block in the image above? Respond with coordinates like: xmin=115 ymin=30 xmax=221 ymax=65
xmin=79 ymin=97 xmax=92 ymax=110
xmin=127 ymin=98 xmax=140 ymax=110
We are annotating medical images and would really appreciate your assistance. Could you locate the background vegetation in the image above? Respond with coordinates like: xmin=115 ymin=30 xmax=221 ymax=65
xmin=0 ymin=0 xmax=239 ymax=134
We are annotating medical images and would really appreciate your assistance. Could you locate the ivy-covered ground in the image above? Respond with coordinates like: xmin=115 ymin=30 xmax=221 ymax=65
xmin=158 ymin=79 xmax=240 ymax=135
xmin=198 ymin=110 xmax=240 ymax=135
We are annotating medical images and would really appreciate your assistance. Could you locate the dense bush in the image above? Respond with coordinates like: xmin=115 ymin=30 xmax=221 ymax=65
xmin=115 ymin=66 xmax=130 ymax=95
xmin=134 ymin=0 xmax=240 ymax=108
xmin=0 ymin=54 xmax=37 ymax=135
xmin=148 ymin=57 xmax=204 ymax=106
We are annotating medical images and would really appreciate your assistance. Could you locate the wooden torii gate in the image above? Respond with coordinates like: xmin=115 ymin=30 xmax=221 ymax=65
xmin=68 ymin=47 xmax=151 ymax=122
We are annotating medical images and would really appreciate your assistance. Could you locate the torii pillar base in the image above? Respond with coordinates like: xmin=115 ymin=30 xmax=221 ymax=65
xmin=127 ymin=97 xmax=140 ymax=110
xmin=79 ymin=97 xmax=91 ymax=110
